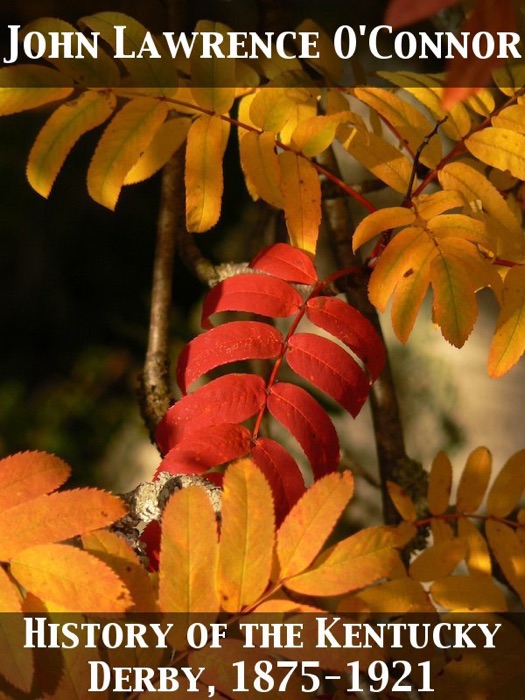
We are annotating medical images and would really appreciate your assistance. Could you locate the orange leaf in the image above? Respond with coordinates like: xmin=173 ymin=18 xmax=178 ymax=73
xmin=0 ymin=567 xmax=33 ymax=693
xmin=430 ymin=575 xmax=507 ymax=612
xmin=458 ymin=517 xmax=492 ymax=577
xmin=10 ymin=543 xmax=132 ymax=613
xmin=277 ymin=471 xmax=354 ymax=580
xmin=409 ymin=539 xmax=466 ymax=582
xmin=0 ymin=489 xmax=126 ymax=561
xmin=386 ymin=481 xmax=417 ymax=522
xmin=218 ymin=459 xmax=274 ymax=612
xmin=456 ymin=447 xmax=492 ymax=514
xmin=485 ymin=521 xmax=525 ymax=603
xmin=486 ymin=450 xmax=525 ymax=517
xmin=0 ymin=451 xmax=70 ymax=510
xmin=488 ymin=265 xmax=525 ymax=377
xmin=159 ymin=485 xmax=219 ymax=613
xmin=427 ymin=451 xmax=452 ymax=515
xmin=82 ymin=529 xmax=158 ymax=613
xmin=284 ymin=526 xmax=401 ymax=597
xmin=355 ymin=577 xmax=435 ymax=613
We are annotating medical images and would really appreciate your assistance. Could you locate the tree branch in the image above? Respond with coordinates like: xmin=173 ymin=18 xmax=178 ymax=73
xmin=317 ymin=148 xmax=426 ymax=525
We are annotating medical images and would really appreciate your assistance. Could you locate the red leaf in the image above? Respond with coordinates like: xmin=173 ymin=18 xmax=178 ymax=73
xmin=157 ymin=424 xmax=251 ymax=477
xmin=156 ymin=374 xmax=266 ymax=454
xmin=176 ymin=321 xmax=283 ymax=393
xmin=267 ymin=382 xmax=340 ymax=478
xmin=249 ymin=243 xmax=318 ymax=285
xmin=385 ymin=0 xmax=460 ymax=28
xmin=306 ymin=296 xmax=386 ymax=381
xmin=201 ymin=274 xmax=303 ymax=328
xmin=286 ymin=333 xmax=370 ymax=417
xmin=251 ymin=437 xmax=306 ymax=524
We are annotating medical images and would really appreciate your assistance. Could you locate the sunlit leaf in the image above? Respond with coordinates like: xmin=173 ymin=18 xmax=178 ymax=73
xmin=279 ymin=151 xmax=321 ymax=253
xmin=409 ymin=539 xmax=466 ymax=581
xmin=249 ymin=242 xmax=317 ymax=284
xmin=0 ymin=568 xmax=32 ymax=693
xmin=458 ymin=517 xmax=492 ymax=577
xmin=0 ymin=451 xmax=70 ymax=511
xmin=486 ymin=520 xmax=525 ymax=603
xmin=466 ymin=128 xmax=525 ymax=180
xmin=387 ymin=481 xmax=417 ymax=523
xmin=0 ymin=66 xmax=72 ymax=115
xmin=456 ymin=447 xmax=492 ymax=513
xmin=239 ymin=131 xmax=284 ymax=209
xmin=124 ymin=117 xmax=190 ymax=184
xmin=431 ymin=575 xmax=507 ymax=612
xmin=353 ymin=206 xmax=415 ymax=252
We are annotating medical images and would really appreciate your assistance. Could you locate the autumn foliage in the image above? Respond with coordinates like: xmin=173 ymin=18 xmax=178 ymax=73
xmin=2 ymin=3 xmax=525 ymax=698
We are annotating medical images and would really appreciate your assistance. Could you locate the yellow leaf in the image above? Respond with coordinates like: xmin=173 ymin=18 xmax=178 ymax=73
xmin=344 ymin=128 xmax=413 ymax=194
xmin=430 ymin=245 xmax=479 ymax=347
xmin=466 ymin=127 xmax=525 ymax=180
xmin=431 ymin=518 xmax=454 ymax=543
xmin=191 ymin=22 xmax=235 ymax=114
xmin=87 ymin=97 xmax=168 ymax=209
xmin=431 ymin=575 xmax=507 ymax=612
xmin=390 ymin=244 xmax=434 ymax=342
xmin=284 ymin=526 xmax=402 ymax=596
xmin=28 ymin=91 xmax=116 ymax=199
xmin=0 ymin=66 xmax=72 ymax=115
xmin=356 ymin=577 xmax=434 ymax=613
xmin=458 ymin=517 xmax=492 ymax=576
xmin=456 ymin=447 xmax=492 ymax=513
xmin=278 ymin=89 xmax=319 ymax=146
xmin=218 ymin=459 xmax=274 ymax=613
xmin=0 ymin=489 xmax=126 ymax=562
xmin=353 ymin=87 xmax=442 ymax=168
xmin=0 ymin=451 xmax=70 ymax=510
xmin=386 ymin=481 xmax=417 ymax=522
xmin=279 ymin=151 xmax=321 ymax=253
xmin=239 ymin=131 xmax=283 ymax=209
xmin=10 ymin=543 xmax=132 ymax=613
xmin=21 ymin=18 xmax=119 ymax=86
xmin=409 ymin=539 xmax=466 ymax=582
xmin=159 ymin=485 xmax=219 ymax=613
xmin=124 ymin=117 xmax=190 ymax=185
xmin=296 ymin=19 xmax=343 ymax=82
xmin=291 ymin=114 xmax=346 ymax=157
xmin=492 ymin=104 xmax=525 ymax=135
xmin=486 ymin=520 xmax=525 ymax=603
xmin=0 ymin=568 xmax=32 ymax=693
xmin=353 ymin=207 xmax=415 ymax=252
xmin=80 ymin=12 xmax=176 ymax=92
xmin=413 ymin=190 xmax=465 ymax=221
xmin=277 ymin=471 xmax=354 ymax=580
xmin=488 ymin=265 xmax=525 ymax=377
xmin=82 ymin=529 xmax=158 ymax=613
xmin=249 ymin=88 xmax=298 ymax=133
xmin=486 ymin=449 xmax=525 ymax=517
xmin=185 ymin=114 xmax=229 ymax=232
xmin=428 ymin=451 xmax=452 ymax=515
xmin=428 ymin=214 xmax=492 ymax=250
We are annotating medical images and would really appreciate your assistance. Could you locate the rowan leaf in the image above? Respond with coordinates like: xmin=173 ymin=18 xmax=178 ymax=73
xmin=239 ymin=131 xmax=284 ymax=209
xmin=466 ymin=128 xmax=525 ymax=180
xmin=431 ymin=575 xmax=507 ymax=612
xmin=414 ymin=190 xmax=466 ymax=221
xmin=486 ymin=450 xmax=525 ymax=517
xmin=159 ymin=485 xmax=219 ymax=613
xmin=124 ymin=117 xmax=190 ymax=184
xmin=352 ymin=207 xmax=416 ymax=252
xmin=0 ymin=568 xmax=32 ymax=693
xmin=218 ymin=459 xmax=275 ymax=612
xmin=286 ymin=333 xmax=371 ymax=417
xmin=428 ymin=451 xmax=453 ymax=516
xmin=156 ymin=374 xmax=266 ymax=453
xmin=249 ymin=89 xmax=298 ymax=133
xmin=190 ymin=21 xmax=235 ymax=114
xmin=488 ymin=265 xmax=525 ymax=377
xmin=409 ymin=539 xmax=466 ymax=582
xmin=249 ymin=242 xmax=317 ymax=284
xmin=185 ymin=114 xmax=230 ymax=232
xmin=353 ymin=87 xmax=442 ymax=168
xmin=390 ymin=250 xmax=433 ymax=343
xmin=306 ymin=296 xmax=386 ymax=381
xmin=486 ymin=520 xmax=525 ymax=603
xmin=0 ymin=451 xmax=70 ymax=510
xmin=82 ymin=529 xmax=158 ymax=613
xmin=267 ymin=382 xmax=340 ymax=479
xmin=176 ymin=321 xmax=282 ymax=393
xmin=87 ymin=97 xmax=168 ymax=210
xmin=202 ymin=274 xmax=302 ymax=328
xmin=458 ymin=517 xmax=492 ymax=577
xmin=158 ymin=424 xmax=252 ymax=476
xmin=355 ymin=577 xmax=435 ymax=613
xmin=386 ymin=481 xmax=417 ymax=523
xmin=456 ymin=447 xmax=492 ymax=513
xmin=0 ymin=489 xmax=126 ymax=562
xmin=284 ymin=526 xmax=402 ymax=596
xmin=296 ymin=19 xmax=343 ymax=82
xmin=0 ymin=66 xmax=72 ymax=116
xmin=344 ymin=128 xmax=413 ymax=194
xmin=279 ymin=151 xmax=321 ymax=253
xmin=277 ymin=470 xmax=354 ymax=579
xmin=250 ymin=437 xmax=306 ymax=522
xmin=10 ymin=543 xmax=132 ymax=612
xmin=27 ymin=91 xmax=116 ymax=199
